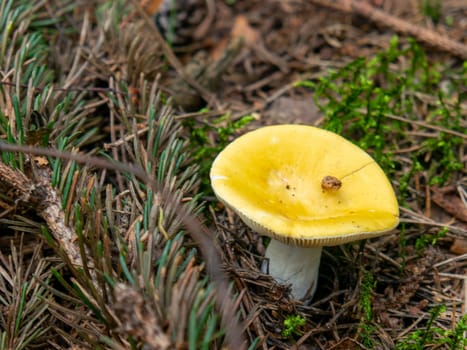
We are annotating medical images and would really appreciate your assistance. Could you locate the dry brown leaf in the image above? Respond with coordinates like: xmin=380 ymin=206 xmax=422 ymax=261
xmin=141 ymin=0 xmax=164 ymax=16
xmin=32 ymin=156 xmax=49 ymax=167
xmin=450 ymin=238 xmax=467 ymax=255
xmin=211 ymin=15 xmax=259 ymax=60
xmin=231 ymin=15 xmax=260 ymax=46
xmin=431 ymin=186 xmax=467 ymax=223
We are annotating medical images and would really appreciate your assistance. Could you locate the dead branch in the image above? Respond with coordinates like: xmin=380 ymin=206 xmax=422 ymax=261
xmin=0 ymin=161 xmax=83 ymax=267
xmin=310 ymin=0 xmax=467 ymax=59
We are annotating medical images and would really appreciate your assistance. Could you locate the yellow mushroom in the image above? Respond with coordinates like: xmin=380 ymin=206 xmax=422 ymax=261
xmin=210 ymin=124 xmax=399 ymax=300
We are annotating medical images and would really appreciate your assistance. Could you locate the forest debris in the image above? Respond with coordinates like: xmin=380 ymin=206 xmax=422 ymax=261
xmin=450 ymin=239 xmax=467 ymax=255
xmin=0 ymin=161 xmax=84 ymax=268
xmin=232 ymin=15 xmax=260 ymax=47
xmin=130 ymin=0 xmax=216 ymax=107
xmin=140 ymin=0 xmax=164 ymax=15
xmin=168 ymin=38 xmax=244 ymax=111
xmin=309 ymin=0 xmax=467 ymax=59
xmin=113 ymin=283 xmax=171 ymax=350
xmin=431 ymin=185 xmax=467 ymax=223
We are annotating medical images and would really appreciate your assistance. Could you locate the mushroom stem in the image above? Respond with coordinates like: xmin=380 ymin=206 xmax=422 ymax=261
xmin=263 ymin=239 xmax=322 ymax=300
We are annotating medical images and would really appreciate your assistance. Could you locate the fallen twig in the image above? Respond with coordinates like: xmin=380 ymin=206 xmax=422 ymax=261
xmin=309 ymin=0 xmax=467 ymax=59
xmin=0 ymin=161 xmax=83 ymax=267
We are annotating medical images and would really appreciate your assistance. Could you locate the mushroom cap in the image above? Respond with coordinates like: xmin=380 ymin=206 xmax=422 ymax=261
xmin=210 ymin=125 xmax=399 ymax=247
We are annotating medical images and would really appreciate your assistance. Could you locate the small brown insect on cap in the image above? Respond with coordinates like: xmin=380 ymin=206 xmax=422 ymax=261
xmin=321 ymin=175 xmax=342 ymax=191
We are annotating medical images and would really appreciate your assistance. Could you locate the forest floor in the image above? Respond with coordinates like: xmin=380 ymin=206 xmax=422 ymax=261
xmin=0 ymin=0 xmax=466 ymax=349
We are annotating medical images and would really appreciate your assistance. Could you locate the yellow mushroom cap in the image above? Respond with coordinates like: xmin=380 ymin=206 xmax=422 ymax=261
xmin=210 ymin=124 xmax=399 ymax=247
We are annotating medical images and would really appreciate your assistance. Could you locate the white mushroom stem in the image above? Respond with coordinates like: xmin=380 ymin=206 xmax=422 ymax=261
xmin=263 ymin=239 xmax=322 ymax=300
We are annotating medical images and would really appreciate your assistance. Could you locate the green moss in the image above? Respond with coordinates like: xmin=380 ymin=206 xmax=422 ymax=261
xmin=358 ymin=271 xmax=378 ymax=347
xmin=395 ymin=306 xmax=467 ymax=349
xmin=282 ymin=314 xmax=306 ymax=339
xmin=415 ymin=227 xmax=448 ymax=253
